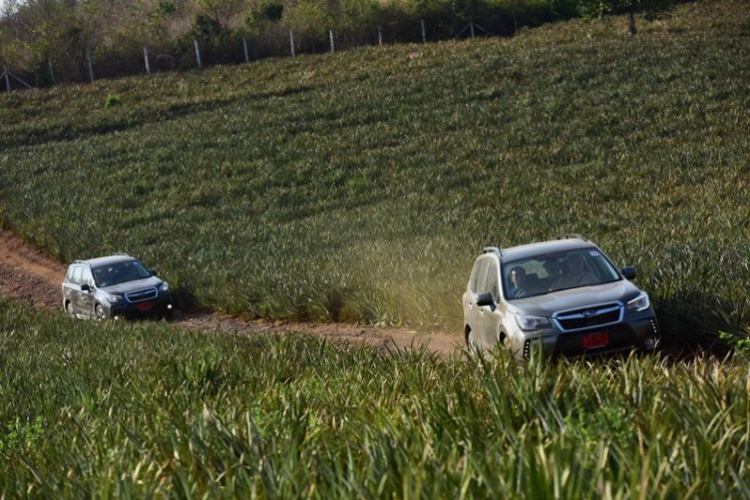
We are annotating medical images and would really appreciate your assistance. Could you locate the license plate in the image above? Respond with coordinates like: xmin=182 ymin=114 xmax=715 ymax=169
xmin=582 ymin=331 xmax=609 ymax=349
xmin=137 ymin=302 xmax=153 ymax=311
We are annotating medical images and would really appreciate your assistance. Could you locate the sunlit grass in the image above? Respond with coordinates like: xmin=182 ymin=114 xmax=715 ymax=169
xmin=1 ymin=301 xmax=749 ymax=496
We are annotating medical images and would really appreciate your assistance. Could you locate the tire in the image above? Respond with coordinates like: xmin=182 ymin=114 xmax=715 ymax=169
xmin=65 ymin=301 xmax=75 ymax=318
xmin=95 ymin=304 xmax=107 ymax=321
xmin=466 ymin=329 xmax=479 ymax=355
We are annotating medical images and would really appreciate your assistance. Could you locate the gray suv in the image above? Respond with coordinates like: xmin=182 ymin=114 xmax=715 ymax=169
xmin=462 ymin=235 xmax=660 ymax=359
xmin=62 ymin=254 xmax=173 ymax=320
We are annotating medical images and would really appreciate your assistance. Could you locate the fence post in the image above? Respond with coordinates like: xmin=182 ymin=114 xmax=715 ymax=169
xmin=290 ymin=29 xmax=296 ymax=57
xmin=421 ymin=19 xmax=427 ymax=44
xmin=193 ymin=38 xmax=203 ymax=69
xmin=48 ymin=59 xmax=54 ymax=83
xmin=143 ymin=46 xmax=151 ymax=74
xmin=86 ymin=48 xmax=95 ymax=82
xmin=242 ymin=37 xmax=249 ymax=63
xmin=378 ymin=26 xmax=383 ymax=46
xmin=470 ymin=21 xmax=475 ymax=39
xmin=194 ymin=39 xmax=202 ymax=68
xmin=329 ymin=30 xmax=335 ymax=53
xmin=3 ymin=66 xmax=9 ymax=93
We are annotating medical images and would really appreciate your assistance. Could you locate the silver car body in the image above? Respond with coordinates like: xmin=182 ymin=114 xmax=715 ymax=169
xmin=462 ymin=237 xmax=660 ymax=359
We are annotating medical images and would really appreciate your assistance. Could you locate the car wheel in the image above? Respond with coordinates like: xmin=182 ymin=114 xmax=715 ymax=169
xmin=65 ymin=301 xmax=75 ymax=318
xmin=95 ymin=304 xmax=107 ymax=321
xmin=466 ymin=328 xmax=479 ymax=354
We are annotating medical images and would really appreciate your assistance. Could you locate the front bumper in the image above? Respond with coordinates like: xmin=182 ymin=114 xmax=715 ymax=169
xmin=523 ymin=315 xmax=661 ymax=359
xmin=104 ymin=295 xmax=174 ymax=319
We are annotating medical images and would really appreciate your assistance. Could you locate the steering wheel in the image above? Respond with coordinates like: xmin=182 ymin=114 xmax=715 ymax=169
xmin=514 ymin=288 xmax=528 ymax=298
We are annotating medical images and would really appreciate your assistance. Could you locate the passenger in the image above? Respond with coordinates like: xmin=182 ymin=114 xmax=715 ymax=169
xmin=543 ymin=259 xmax=563 ymax=289
xmin=508 ymin=266 xmax=527 ymax=298
xmin=555 ymin=253 xmax=597 ymax=289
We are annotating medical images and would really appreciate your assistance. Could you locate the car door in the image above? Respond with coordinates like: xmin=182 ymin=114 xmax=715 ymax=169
xmin=464 ymin=257 xmax=490 ymax=338
xmin=473 ymin=258 xmax=495 ymax=347
xmin=476 ymin=259 xmax=503 ymax=347
xmin=68 ymin=266 xmax=84 ymax=314
xmin=79 ymin=267 xmax=96 ymax=317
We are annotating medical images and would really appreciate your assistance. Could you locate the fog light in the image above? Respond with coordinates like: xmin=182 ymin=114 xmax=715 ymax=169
xmin=644 ymin=337 xmax=655 ymax=348
xmin=167 ymin=304 xmax=173 ymax=310
xmin=114 ymin=316 xmax=120 ymax=321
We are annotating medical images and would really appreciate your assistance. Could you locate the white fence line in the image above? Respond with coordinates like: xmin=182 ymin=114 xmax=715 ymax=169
xmin=2 ymin=18 xmax=501 ymax=92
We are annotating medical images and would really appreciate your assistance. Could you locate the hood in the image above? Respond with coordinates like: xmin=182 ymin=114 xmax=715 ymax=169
xmin=98 ymin=276 xmax=163 ymax=295
xmin=508 ymin=279 xmax=642 ymax=317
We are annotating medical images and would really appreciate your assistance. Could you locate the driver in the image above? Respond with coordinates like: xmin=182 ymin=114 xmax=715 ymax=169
xmin=508 ymin=266 xmax=527 ymax=298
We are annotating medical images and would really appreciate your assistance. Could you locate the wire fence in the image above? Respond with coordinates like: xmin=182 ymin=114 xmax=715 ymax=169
xmin=0 ymin=14 xmax=528 ymax=93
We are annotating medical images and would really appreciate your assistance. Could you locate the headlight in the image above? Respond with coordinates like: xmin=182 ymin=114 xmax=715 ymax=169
xmin=627 ymin=292 xmax=650 ymax=312
xmin=159 ymin=282 xmax=171 ymax=293
xmin=515 ymin=313 xmax=551 ymax=331
xmin=104 ymin=293 xmax=123 ymax=303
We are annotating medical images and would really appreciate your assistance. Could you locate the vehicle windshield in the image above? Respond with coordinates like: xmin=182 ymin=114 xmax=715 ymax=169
xmin=503 ymin=248 xmax=621 ymax=300
xmin=92 ymin=260 xmax=151 ymax=288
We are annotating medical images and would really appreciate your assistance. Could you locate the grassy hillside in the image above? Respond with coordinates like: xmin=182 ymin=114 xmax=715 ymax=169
xmin=1 ymin=1 xmax=750 ymax=341
xmin=2 ymin=301 xmax=750 ymax=496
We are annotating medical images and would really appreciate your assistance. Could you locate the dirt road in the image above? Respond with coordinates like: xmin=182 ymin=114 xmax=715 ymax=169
xmin=0 ymin=231 xmax=462 ymax=355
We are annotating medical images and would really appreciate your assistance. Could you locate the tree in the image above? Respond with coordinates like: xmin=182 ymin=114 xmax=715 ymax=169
xmin=576 ymin=0 xmax=674 ymax=35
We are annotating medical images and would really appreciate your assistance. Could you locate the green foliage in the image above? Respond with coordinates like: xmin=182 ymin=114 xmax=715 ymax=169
xmin=0 ymin=416 xmax=45 ymax=455
xmin=0 ymin=1 xmax=749 ymax=346
xmin=147 ymin=0 xmax=179 ymax=42
xmin=719 ymin=331 xmax=750 ymax=357
xmin=2 ymin=302 xmax=750 ymax=495
xmin=103 ymin=94 xmax=121 ymax=107
xmin=575 ymin=0 xmax=674 ymax=32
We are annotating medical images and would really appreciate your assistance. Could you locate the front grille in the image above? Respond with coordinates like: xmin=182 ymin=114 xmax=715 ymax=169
xmin=554 ymin=303 xmax=623 ymax=332
xmin=125 ymin=287 xmax=158 ymax=303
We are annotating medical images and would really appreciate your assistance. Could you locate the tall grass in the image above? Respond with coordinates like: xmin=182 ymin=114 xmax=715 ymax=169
xmin=1 ymin=301 xmax=749 ymax=496
xmin=1 ymin=1 xmax=749 ymax=344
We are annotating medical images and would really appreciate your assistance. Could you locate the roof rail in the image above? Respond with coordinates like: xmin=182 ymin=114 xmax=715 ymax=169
xmin=482 ymin=246 xmax=502 ymax=256
xmin=557 ymin=233 xmax=588 ymax=241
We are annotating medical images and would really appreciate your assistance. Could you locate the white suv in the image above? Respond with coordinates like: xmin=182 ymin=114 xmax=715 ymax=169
xmin=462 ymin=235 xmax=660 ymax=359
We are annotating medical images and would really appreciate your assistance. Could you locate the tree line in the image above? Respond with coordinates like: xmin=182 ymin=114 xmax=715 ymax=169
xmin=0 ymin=0 xmax=675 ymax=87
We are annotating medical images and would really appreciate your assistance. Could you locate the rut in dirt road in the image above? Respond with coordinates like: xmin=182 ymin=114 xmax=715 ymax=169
xmin=0 ymin=230 xmax=462 ymax=355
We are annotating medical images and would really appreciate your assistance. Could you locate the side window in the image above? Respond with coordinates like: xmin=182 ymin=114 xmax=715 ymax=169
xmin=81 ymin=268 xmax=94 ymax=287
xmin=476 ymin=259 xmax=491 ymax=294
xmin=487 ymin=261 xmax=499 ymax=301
xmin=469 ymin=260 xmax=481 ymax=292
xmin=72 ymin=266 xmax=84 ymax=285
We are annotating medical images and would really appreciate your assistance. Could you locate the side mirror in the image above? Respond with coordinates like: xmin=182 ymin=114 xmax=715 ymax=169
xmin=150 ymin=269 xmax=159 ymax=276
xmin=476 ymin=292 xmax=495 ymax=308
xmin=622 ymin=266 xmax=637 ymax=280
xmin=80 ymin=284 xmax=91 ymax=292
